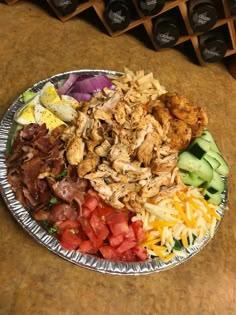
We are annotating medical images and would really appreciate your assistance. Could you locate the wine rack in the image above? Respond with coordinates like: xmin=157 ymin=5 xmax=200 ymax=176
xmin=7 ymin=0 xmax=236 ymax=65
xmin=4 ymin=0 xmax=19 ymax=4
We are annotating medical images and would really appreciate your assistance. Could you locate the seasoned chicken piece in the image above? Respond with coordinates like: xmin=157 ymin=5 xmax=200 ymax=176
xmin=94 ymin=140 xmax=111 ymax=157
xmin=190 ymin=107 xmax=208 ymax=137
xmin=77 ymin=152 xmax=100 ymax=177
xmin=112 ymin=160 xmax=152 ymax=180
xmin=133 ymin=122 xmax=153 ymax=150
xmin=112 ymin=123 xmax=133 ymax=149
xmin=123 ymin=192 xmax=144 ymax=212
xmin=151 ymin=163 xmax=175 ymax=175
xmin=131 ymin=104 xmax=144 ymax=126
xmin=140 ymin=176 xmax=171 ymax=198
xmin=93 ymin=108 xmax=113 ymax=123
xmin=76 ymin=111 xmax=89 ymax=137
xmin=66 ymin=137 xmax=84 ymax=165
xmin=107 ymin=183 xmax=141 ymax=209
xmin=108 ymin=143 xmax=130 ymax=162
xmin=61 ymin=125 xmax=76 ymax=142
xmin=99 ymin=92 xmax=121 ymax=111
xmin=144 ymin=114 xmax=163 ymax=137
xmin=85 ymin=163 xmax=120 ymax=182
xmin=160 ymin=93 xmax=199 ymax=125
xmin=137 ymin=132 xmax=161 ymax=166
xmin=90 ymin=178 xmax=113 ymax=200
xmin=86 ymin=140 xmax=100 ymax=153
xmin=151 ymin=155 xmax=177 ymax=174
xmin=114 ymin=101 xmax=127 ymax=125
xmin=109 ymin=195 xmax=125 ymax=209
xmin=167 ymin=119 xmax=192 ymax=151
xmin=152 ymin=101 xmax=172 ymax=125
xmin=90 ymin=120 xmax=103 ymax=143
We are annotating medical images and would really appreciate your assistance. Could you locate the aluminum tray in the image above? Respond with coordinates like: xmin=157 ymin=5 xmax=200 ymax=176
xmin=0 ymin=70 xmax=228 ymax=275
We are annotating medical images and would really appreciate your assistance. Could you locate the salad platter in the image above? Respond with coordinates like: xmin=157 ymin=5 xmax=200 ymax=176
xmin=0 ymin=69 xmax=228 ymax=275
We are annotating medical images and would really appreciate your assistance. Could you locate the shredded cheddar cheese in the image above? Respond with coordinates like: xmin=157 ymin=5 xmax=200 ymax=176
xmin=132 ymin=185 xmax=220 ymax=262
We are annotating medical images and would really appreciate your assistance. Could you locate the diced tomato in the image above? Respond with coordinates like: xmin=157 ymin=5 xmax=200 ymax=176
xmin=116 ymin=239 xmax=136 ymax=254
xmin=60 ymin=228 xmax=82 ymax=250
xmin=132 ymin=246 xmax=148 ymax=261
xmin=87 ymin=189 xmax=100 ymax=202
xmin=84 ymin=195 xmax=98 ymax=212
xmin=56 ymin=219 xmax=80 ymax=232
xmin=97 ymin=205 xmax=115 ymax=221
xmin=119 ymin=249 xmax=137 ymax=262
xmin=99 ymin=245 xmax=119 ymax=260
xmin=124 ymin=225 xmax=136 ymax=241
xmin=90 ymin=213 xmax=109 ymax=240
xmin=79 ymin=217 xmax=103 ymax=250
xmin=106 ymin=211 xmax=129 ymax=236
xmin=60 ymin=241 xmax=77 ymax=251
xmin=131 ymin=220 xmax=146 ymax=242
xmin=79 ymin=240 xmax=96 ymax=254
xmin=108 ymin=233 xmax=124 ymax=247
xmin=82 ymin=206 xmax=92 ymax=218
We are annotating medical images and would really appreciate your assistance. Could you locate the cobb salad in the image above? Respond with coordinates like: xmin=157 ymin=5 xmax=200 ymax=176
xmin=6 ymin=68 xmax=229 ymax=263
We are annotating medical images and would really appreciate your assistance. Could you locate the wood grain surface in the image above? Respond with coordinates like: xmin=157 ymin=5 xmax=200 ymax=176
xmin=0 ymin=1 xmax=235 ymax=315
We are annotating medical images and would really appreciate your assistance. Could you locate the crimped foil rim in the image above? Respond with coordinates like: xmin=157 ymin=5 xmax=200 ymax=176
xmin=0 ymin=70 xmax=228 ymax=275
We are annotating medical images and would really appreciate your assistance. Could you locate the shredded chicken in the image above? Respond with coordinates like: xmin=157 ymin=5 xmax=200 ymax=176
xmin=62 ymin=69 xmax=208 ymax=211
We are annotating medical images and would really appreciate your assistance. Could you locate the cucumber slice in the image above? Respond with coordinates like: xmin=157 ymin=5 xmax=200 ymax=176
xmin=201 ymin=130 xmax=220 ymax=153
xmin=180 ymin=171 xmax=205 ymax=187
xmin=177 ymin=151 xmax=213 ymax=182
xmin=207 ymin=150 xmax=229 ymax=176
xmin=203 ymin=170 xmax=225 ymax=194
xmin=188 ymin=137 xmax=211 ymax=159
xmin=22 ymin=90 xmax=37 ymax=104
xmin=204 ymin=154 xmax=220 ymax=170
xmin=203 ymin=191 xmax=222 ymax=206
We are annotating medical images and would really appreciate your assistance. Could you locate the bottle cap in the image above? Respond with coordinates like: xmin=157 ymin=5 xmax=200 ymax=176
xmin=105 ymin=1 xmax=131 ymax=32
xmin=138 ymin=0 xmax=165 ymax=16
xmin=154 ymin=22 xmax=180 ymax=48
xmin=200 ymin=39 xmax=227 ymax=62
xmin=52 ymin=0 xmax=77 ymax=16
xmin=190 ymin=4 xmax=218 ymax=33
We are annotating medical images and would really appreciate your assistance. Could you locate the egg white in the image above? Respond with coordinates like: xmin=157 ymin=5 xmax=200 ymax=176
xmin=40 ymin=82 xmax=61 ymax=106
xmin=14 ymin=94 xmax=40 ymax=125
xmin=34 ymin=103 xmax=66 ymax=131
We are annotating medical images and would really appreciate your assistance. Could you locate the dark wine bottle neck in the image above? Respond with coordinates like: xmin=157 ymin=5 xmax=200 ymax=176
xmin=137 ymin=0 xmax=165 ymax=16
xmin=153 ymin=16 xmax=180 ymax=48
xmin=104 ymin=0 xmax=131 ymax=32
xmin=51 ymin=0 xmax=78 ymax=16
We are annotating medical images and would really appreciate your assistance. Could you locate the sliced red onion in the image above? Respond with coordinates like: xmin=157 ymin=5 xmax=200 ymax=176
xmin=76 ymin=74 xmax=95 ymax=82
xmin=57 ymin=73 xmax=79 ymax=96
xmin=72 ymin=73 xmax=113 ymax=94
xmin=69 ymin=92 xmax=92 ymax=102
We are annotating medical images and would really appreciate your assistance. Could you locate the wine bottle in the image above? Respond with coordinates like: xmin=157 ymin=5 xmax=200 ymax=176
xmin=153 ymin=15 xmax=180 ymax=48
xmin=199 ymin=30 xmax=227 ymax=63
xmin=51 ymin=0 xmax=78 ymax=16
xmin=104 ymin=0 xmax=132 ymax=32
xmin=228 ymin=0 xmax=236 ymax=15
xmin=188 ymin=0 xmax=218 ymax=33
xmin=137 ymin=0 xmax=165 ymax=16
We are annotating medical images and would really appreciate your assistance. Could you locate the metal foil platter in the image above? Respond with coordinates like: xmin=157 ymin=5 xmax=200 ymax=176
xmin=0 ymin=70 xmax=228 ymax=275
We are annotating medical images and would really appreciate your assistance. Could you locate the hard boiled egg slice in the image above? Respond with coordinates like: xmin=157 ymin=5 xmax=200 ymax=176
xmin=34 ymin=103 xmax=66 ymax=131
xmin=61 ymin=95 xmax=79 ymax=109
xmin=40 ymin=82 xmax=61 ymax=106
xmin=44 ymin=100 xmax=77 ymax=122
xmin=14 ymin=94 xmax=40 ymax=125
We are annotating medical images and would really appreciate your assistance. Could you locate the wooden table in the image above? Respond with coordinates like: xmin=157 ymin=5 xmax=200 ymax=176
xmin=0 ymin=2 xmax=235 ymax=315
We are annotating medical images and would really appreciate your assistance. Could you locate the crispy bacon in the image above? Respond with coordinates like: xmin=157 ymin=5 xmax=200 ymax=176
xmin=21 ymin=123 xmax=47 ymax=141
xmin=49 ymin=203 xmax=77 ymax=222
xmin=6 ymin=123 xmax=89 ymax=224
xmin=52 ymin=178 xmax=87 ymax=208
